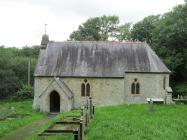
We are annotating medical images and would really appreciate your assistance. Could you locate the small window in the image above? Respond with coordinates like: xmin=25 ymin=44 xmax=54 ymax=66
xmin=136 ymin=83 xmax=140 ymax=94
xmin=131 ymin=78 xmax=140 ymax=94
xmin=81 ymin=83 xmax=85 ymax=96
xmin=131 ymin=83 xmax=135 ymax=94
xmin=86 ymin=83 xmax=90 ymax=96
xmin=81 ymin=79 xmax=90 ymax=97
xmin=163 ymin=76 xmax=166 ymax=90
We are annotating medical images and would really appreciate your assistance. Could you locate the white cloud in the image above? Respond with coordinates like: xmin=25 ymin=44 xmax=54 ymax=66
xmin=0 ymin=0 xmax=184 ymax=47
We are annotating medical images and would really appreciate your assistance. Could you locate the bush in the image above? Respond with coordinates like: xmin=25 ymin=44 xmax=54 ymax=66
xmin=174 ymin=82 xmax=187 ymax=97
xmin=16 ymin=85 xmax=34 ymax=100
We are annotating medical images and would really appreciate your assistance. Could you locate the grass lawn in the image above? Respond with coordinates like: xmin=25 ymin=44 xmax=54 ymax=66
xmin=0 ymin=100 xmax=45 ymax=137
xmin=27 ymin=104 xmax=187 ymax=140
xmin=86 ymin=104 xmax=187 ymax=140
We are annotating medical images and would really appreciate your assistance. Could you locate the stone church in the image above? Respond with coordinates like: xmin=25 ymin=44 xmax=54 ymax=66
xmin=33 ymin=34 xmax=173 ymax=113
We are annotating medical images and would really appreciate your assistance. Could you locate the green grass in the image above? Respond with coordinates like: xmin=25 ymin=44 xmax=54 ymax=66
xmin=27 ymin=104 xmax=187 ymax=140
xmin=0 ymin=100 xmax=45 ymax=137
xmin=86 ymin=104 xmax=187 ymax=140
xmin=1 ymin=101 xmax=187 ymax=140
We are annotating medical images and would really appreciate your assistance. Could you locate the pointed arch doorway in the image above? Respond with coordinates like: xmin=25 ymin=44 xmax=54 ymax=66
xmin=50 ymin=91 xmax=60 ymax=112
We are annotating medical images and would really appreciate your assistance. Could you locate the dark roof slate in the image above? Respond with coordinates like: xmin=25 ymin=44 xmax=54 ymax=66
xmin=34 ymin=41 xmax=170 ymax=77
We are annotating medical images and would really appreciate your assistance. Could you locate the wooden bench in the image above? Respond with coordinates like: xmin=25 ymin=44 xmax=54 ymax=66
xmin=146 ymin=98 xmax=164 ymax=104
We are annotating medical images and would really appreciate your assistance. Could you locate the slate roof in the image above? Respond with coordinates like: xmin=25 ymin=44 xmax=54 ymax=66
xmin=34 ymin=41 xmax=170 ymax=77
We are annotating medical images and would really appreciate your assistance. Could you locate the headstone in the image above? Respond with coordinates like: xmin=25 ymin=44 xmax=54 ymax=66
xmin=180 ymin=95 xmax=183 ymax=100
xmin=10 ymin=107 xmax=16 ymax=118
xmin=149 ymin=98 xmax=154 ymax=112
xmin=0 ymin=108 xmax=7 ymax=120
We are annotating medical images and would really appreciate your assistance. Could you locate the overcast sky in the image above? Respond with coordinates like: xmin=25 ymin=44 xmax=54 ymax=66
xmin=0 ymin=0 xmax=184 ymax=47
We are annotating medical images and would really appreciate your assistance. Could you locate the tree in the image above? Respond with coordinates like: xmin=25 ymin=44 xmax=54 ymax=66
xmin=70 ymin=17 xmax=101 ymax=41
xmin=152 ymin=3 xmax=187 ymax=82
xmin=116 ymin=23 xmax=132 ymax=41
xmin=99 ymin=15 xmax=119 ymax=40
xmin=69 ymin=15 xmax=119 ymax=41
xmin=152 ymin=4 xmax=187 ymax=51
xmin=0 ymin=69 xmax=20 ymax=99
xmin=0 ymin=49 xmax=20 ymax=98
xmin=131 ymin=15 xmax=160 ymax=43
xmin=0 ymin=46 xmax=39 ymax=99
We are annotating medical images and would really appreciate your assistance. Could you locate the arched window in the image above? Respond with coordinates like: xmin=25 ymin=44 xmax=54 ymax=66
xmin=81 ymin=83 xmax=85 ymax=96
xmin=163 ymin=76 xmax=166 ymax=89
xmin=131 ymin=78 xmax=140 ymax=94
xmin=81 ymin=79 xmax=90 ymax=97
xmin=131 ymin=83 xmax=135 ymax=94
xmin=136 ymin=83 xmax=140 ymax=94
xmin=86 ymin=83 xmax=90 ymax=96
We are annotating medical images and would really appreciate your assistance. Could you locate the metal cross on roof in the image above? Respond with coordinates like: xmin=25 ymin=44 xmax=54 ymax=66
xmin=44 ymin=24 xmax=47 ymax=34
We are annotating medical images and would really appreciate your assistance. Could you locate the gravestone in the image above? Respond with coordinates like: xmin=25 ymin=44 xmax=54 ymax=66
xmin=149 ymin=99 xmax=154 ymax=112
xmin=10 ymin=107 xmax=16 ymax=118
xmin=0 ymin=108 xmax=7 ymax=120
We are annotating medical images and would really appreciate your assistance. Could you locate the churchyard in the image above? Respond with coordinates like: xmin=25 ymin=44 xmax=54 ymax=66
xmin=1 ymin=100 xmax=187 ymax=140
xmin=0 ymin=101 xmax=45 ymax=138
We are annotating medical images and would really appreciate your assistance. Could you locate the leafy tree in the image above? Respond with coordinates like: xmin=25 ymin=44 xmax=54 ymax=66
xmin=0 ymin=69 xmax=20 ymax=99
xmin=0 ymin=46 xmax=39 ymax=99
xmin=18 ymin=45 xmax=40 ymax=58
xmin=131 ymin=15 xmax=160 ymax=43
xmin=99 ymin=15 xmax=119 ymax=40
xmin=10 ymin=57 xmax=36 ymax=85
xmin=152 ymin=3 xmax=187 ymax=82
xmin=70 ymin=15 xmax=119 ymax=41
xmin=116 ymin=23 xmax=132 ymax=41
xmin=70 ymin=17 xmax=101 ymax=41
xmin=152 ymin=4 xmax=187 ymax=51
xmin=0 ymin=47 xmax=20 ymax=98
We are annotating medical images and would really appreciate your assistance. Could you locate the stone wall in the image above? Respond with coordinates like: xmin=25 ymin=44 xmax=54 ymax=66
xmin=62 ymin=78 xmax=125 ymax=107
xmin=124 ymin=73 xmax=169 ymax=103
xmin=33 ymin=73 xmax=171 ymax=112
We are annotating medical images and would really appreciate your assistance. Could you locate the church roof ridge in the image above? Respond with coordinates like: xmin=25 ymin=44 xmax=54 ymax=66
xmin=35 ymin=41 xmax=170 ymax=77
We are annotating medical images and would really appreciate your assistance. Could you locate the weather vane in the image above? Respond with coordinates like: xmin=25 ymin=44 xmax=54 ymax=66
xmin=44 ymin=23 xmax=47 ymax=34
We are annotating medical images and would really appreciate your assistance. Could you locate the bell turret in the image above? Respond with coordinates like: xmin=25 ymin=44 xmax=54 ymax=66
xmin=40 ymin=24 xmax=49 ymax=49
xmin=41 ymin=34 xmax=49 ymax=48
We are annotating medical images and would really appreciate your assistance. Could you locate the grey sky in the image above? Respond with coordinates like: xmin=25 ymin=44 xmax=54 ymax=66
xmin=0 ymin=0 xmax=184 ymax=47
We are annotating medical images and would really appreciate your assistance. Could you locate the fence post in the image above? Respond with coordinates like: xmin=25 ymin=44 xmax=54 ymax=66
xmin=81 ymin=106 xmax=84 ymax=117
xmin=93 ymin=105 xmax=95 ymax=115
xmin=89 ymin=97 xmax=93 ymax=118
xmin=80 ymin=118 xmax=84 ymax=140
xmin=86 ymin=97 xmax=89 ymax=109
xmin=85 ymin=108 xmax=88 ymax=127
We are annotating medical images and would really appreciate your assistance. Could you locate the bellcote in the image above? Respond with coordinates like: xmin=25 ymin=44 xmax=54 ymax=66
xmin=41 ymin=34 xmax=49 ymax=49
